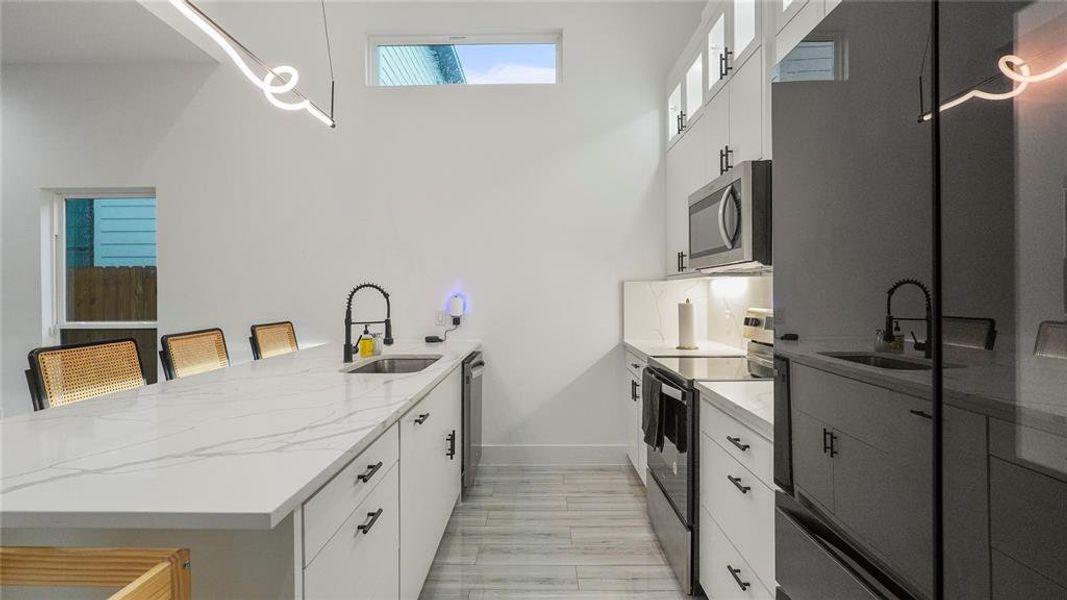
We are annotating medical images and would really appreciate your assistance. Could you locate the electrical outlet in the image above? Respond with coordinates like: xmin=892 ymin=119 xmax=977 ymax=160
xmin=435 ymin=311 xmax=447 ymax=326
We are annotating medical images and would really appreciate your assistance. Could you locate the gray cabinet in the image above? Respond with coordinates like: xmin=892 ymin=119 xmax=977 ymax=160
xmin=992 ymin=550 xmax=1067 ymax=600
xmin=990 ymin=456 xmax=1067 ymax=591
xmin=789 ymin=364 xmax=989 ymax=599
xmin=791 ymin=408 xmax=834 ymax=511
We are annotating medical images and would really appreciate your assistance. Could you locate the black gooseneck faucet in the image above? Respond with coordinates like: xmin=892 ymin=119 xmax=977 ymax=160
xmin=344 ymin=283 xmax=394 ymax=363
xmin=883 ymin=278 xmax=933 ymax=359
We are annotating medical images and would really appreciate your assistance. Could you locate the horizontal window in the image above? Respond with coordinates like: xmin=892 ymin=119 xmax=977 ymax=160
xmin=370 ymin=34 xmax=560 ymax=87
xmin=771 ymin=38 xmax=846 ymax=83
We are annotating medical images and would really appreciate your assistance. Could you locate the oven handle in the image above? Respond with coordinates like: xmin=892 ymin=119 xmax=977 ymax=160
xmin=644 ymin=368 xmax=685 ymax=401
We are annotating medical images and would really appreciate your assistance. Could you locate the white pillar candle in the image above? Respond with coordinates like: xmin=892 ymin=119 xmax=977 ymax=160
xmin=677 ymin=298 xmax=698 ymax=350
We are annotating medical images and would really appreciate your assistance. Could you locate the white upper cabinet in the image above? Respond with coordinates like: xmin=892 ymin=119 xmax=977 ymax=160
xmin=685 ymin=54 xmax=705 ymax=123
xmin=705 ymin=0 xmax=763 ymax=98
xmin=667 ymin=83 xmax=683 ymax=142
xmin=706 ymin=8 xmax=729 ymax=99
xmin=731 ymin=0 xmax=761 ymax=68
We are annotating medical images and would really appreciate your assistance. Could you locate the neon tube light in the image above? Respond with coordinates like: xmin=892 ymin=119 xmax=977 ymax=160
xmin=921 ymin=52 xmax=1065 ymax=121
xmin=167 ymin=0 xmax=334 ymax=127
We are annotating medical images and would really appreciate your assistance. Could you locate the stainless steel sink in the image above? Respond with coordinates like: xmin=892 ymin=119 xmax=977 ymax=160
xmin=818 ymin=352 xmax=933 ymax=370
xmin=347 ymin=355 xmax=442 ymax=374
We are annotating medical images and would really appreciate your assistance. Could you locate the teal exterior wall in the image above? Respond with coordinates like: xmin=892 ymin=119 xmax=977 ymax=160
xmin=378 ymin=45 xmax=466 ymax=86
xmin=65 ymin=198 xmax=156 ymax=267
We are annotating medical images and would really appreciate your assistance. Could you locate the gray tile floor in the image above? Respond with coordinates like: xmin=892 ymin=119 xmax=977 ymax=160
xmin=419 ymin=466 xmax=689 ymax=600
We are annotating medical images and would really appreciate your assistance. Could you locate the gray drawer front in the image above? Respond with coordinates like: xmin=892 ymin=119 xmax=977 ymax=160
xmin=990 ymin=457 xmax=1067 ymax=588
xmin=992 ymin=550 xmax=1067 ymax=600
xmin=775 ymin=507 xmax=882 ymax=600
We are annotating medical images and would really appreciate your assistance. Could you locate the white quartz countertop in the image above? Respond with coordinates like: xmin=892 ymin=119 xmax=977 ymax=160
xmin=696 ymin=381 xmax=775 ymax=440
xmin=0 ymin=339 xmax=481 ymax=530
xmin=775 ymin=338 xmax=1067 ymax=437
xmin=623 ymin=339 xmax=745 ymax=362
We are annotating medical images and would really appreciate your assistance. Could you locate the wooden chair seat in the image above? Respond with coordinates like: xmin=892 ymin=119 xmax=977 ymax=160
xmin=0 ymin=546 xmax=189 ymax=600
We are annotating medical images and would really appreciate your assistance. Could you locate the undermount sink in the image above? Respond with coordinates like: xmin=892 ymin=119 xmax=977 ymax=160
xmin=347 ymin=355 xmax=442 ymax=374
xmin=819 ymin=352 xmax=933 ymax=370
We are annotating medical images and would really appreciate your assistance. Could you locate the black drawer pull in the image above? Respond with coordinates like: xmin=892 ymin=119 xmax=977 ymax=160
xmin=356 ymin=461 xmax=383 ymax=483
xmin=727 ymin=565 xmax=751 ymax=591
xmin=447 ymin=430 xmax=457 ymax=460
xmin=727 ymin=475 xmax=751 ymax=494
xmin=414 ymin=413 xmax=430 ymax=425
xmin=726 ymin=436 xmax=750 ymax=452
xmin=822 ymin=428 xmax=832 ymax=454
xmin=356 ymin=508 xmax=383 ymax=535
xmin=631 ymin=363 xmax=642 ymax=369
xmin=909 ymin=409 xmax=933 ymax=419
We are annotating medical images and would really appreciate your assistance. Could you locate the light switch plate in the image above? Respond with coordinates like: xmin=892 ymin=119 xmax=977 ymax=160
xmin=435 ymin=311 xmax=447 ymax=326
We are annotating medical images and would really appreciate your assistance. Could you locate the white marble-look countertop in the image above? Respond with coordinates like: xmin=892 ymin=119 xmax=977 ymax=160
xmin=697 ymin=381 xmax=774 ymax=440
xmin=623 ymin=339 xmax=745 ymax=362
xmin=775 ymin=338 xmax=1067 ymax=437
xmin=0 ymin=339 xmax=481 ymax=530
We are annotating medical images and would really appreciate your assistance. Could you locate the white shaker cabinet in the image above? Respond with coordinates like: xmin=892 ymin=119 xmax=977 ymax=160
xmin=727 ymin=47 xmax=765 ymax=165
xmin=400 ymin=367 xmax=463 ymax=600
xmin=624 ymin=350 xmax=648 ymax=485
xmin=305 ymin=463 xmax=401 ymax=600
xmin=665 ymin=113 xmax=708 ymax=275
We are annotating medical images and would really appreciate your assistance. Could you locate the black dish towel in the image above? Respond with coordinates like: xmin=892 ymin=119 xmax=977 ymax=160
xmin=641 ymin=368 xmax=664 ymax=450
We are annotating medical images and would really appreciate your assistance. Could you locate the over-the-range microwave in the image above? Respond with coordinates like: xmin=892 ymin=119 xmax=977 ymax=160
xmin=688 ymin=160 xmax=771 ymax=271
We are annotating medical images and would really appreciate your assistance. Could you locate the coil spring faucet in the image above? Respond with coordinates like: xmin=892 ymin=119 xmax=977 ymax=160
xmin=344 ymin=283 xmax=394 ymax=363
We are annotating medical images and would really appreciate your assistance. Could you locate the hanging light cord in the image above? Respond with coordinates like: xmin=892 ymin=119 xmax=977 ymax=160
xmin=321 ymin=0 xmax=336 ymax=124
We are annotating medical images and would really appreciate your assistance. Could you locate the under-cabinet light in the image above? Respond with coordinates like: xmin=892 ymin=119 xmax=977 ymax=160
xmin=921 ymin=52 xmax=1065 ymax=121
xmin=168 ymin=0 xmax=335 ymax=127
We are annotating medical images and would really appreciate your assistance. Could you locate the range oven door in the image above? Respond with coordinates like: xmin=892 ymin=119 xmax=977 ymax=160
xmin=644 ymin=367 xmax=694 ymax=525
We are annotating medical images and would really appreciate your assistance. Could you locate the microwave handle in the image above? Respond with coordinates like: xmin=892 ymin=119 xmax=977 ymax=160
xmin=718 ymin=187 xmax=736 ymax=250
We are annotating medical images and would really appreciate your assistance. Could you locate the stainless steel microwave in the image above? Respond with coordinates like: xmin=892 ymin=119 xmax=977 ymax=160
xmin=688 ymin=160 xmax=771 ymax=271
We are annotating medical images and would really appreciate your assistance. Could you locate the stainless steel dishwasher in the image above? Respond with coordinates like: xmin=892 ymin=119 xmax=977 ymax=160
xmin=462 ymin=351 xmax=485 ymax=494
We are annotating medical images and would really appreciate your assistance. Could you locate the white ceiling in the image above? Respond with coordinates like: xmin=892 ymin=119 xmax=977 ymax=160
xmin=1 ymin=0 xmax=215 ymax=64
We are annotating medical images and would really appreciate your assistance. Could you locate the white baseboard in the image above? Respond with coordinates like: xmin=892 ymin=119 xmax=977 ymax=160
xmin=479 ymin=444 xmax=628 ymax=466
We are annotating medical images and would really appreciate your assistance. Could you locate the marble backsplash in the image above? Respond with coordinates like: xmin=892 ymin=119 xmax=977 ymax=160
xmin=623 ymin=274 xmax=773 ymax=349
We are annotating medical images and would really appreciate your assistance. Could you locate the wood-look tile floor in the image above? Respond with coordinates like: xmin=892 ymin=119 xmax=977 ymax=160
xmin=419 ymin=466 xmax=689 ymax=600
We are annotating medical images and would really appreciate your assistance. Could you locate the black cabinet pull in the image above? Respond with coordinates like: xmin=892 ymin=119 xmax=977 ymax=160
xmin=415 ymin=413 xmax=430 ymax=425
xmin=829 ymin=432 xmax=839 ymax=457
xmin=727 ymin=565 xmax=750 ymax=591
xmin=356 ymin=508 xmax=383 ymax=535
xmin=447 ymin=430 xmax=457 ymax=460
xmin=910 ymin=409 xmax=933 ymax=419
xmin=631 ymin=380 xmax=638 ymax=402
xmin=356 ymin=461 xmax=383 ymax=483
xmin=723 ymin=48 xmax=734 ymax=75
xmin=719 ymin=148 xmax=726 ymax=175
xmin=726 ymin=436 xmax=750 ymax=452
xmin=727 ymin=475 xmax=751 ymax=494
xmin=724 ymin=145 xmax=734 ymax=170
xmin=822 ymin=428 xmax=832 ymax=454
xmin=630 ymin=363 xmax=642 ymax=369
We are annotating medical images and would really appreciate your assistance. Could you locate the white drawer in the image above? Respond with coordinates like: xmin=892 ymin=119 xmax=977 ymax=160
xmin=305 ymin=461 xmax=400 ymax=600
xmin=701 ymin=400 xmax=774 ymax=488
xmin=700 ymin=431 xmax=775 ymax=591
xmin=700 ymin=506 xmax=774 ymax=600
xmin=304 ymin=423 xmax=399 ymax=565
xmin=625 ymin=350 xmax=646 ymax=381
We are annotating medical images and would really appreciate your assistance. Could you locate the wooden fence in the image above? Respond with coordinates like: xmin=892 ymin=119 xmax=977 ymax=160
xmin=67 ymin=266 xmax=157 ymax=322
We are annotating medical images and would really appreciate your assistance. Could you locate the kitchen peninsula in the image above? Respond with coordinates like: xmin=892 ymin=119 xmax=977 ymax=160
xmin=0 ymin=339 xmax=481 ymax=599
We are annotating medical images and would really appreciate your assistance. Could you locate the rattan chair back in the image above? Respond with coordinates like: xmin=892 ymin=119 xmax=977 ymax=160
xmin=249 ymin=321 xmax=298 ymax=359
xmin=160 ymin=328 xmax=229 ymax=380
xmin=25 ymin=339 xmax=145 ymax=410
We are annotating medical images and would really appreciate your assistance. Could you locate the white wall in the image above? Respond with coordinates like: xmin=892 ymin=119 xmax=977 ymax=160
xmin=1 ymin=2 xmax=701 ymax=463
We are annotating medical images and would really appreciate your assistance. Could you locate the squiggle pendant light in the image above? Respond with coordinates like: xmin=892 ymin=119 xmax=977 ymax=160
xmin=921 ymin=52 xmax=1067 ymax=121
xmin=167 ymin=0 xmax=336 ymax=127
